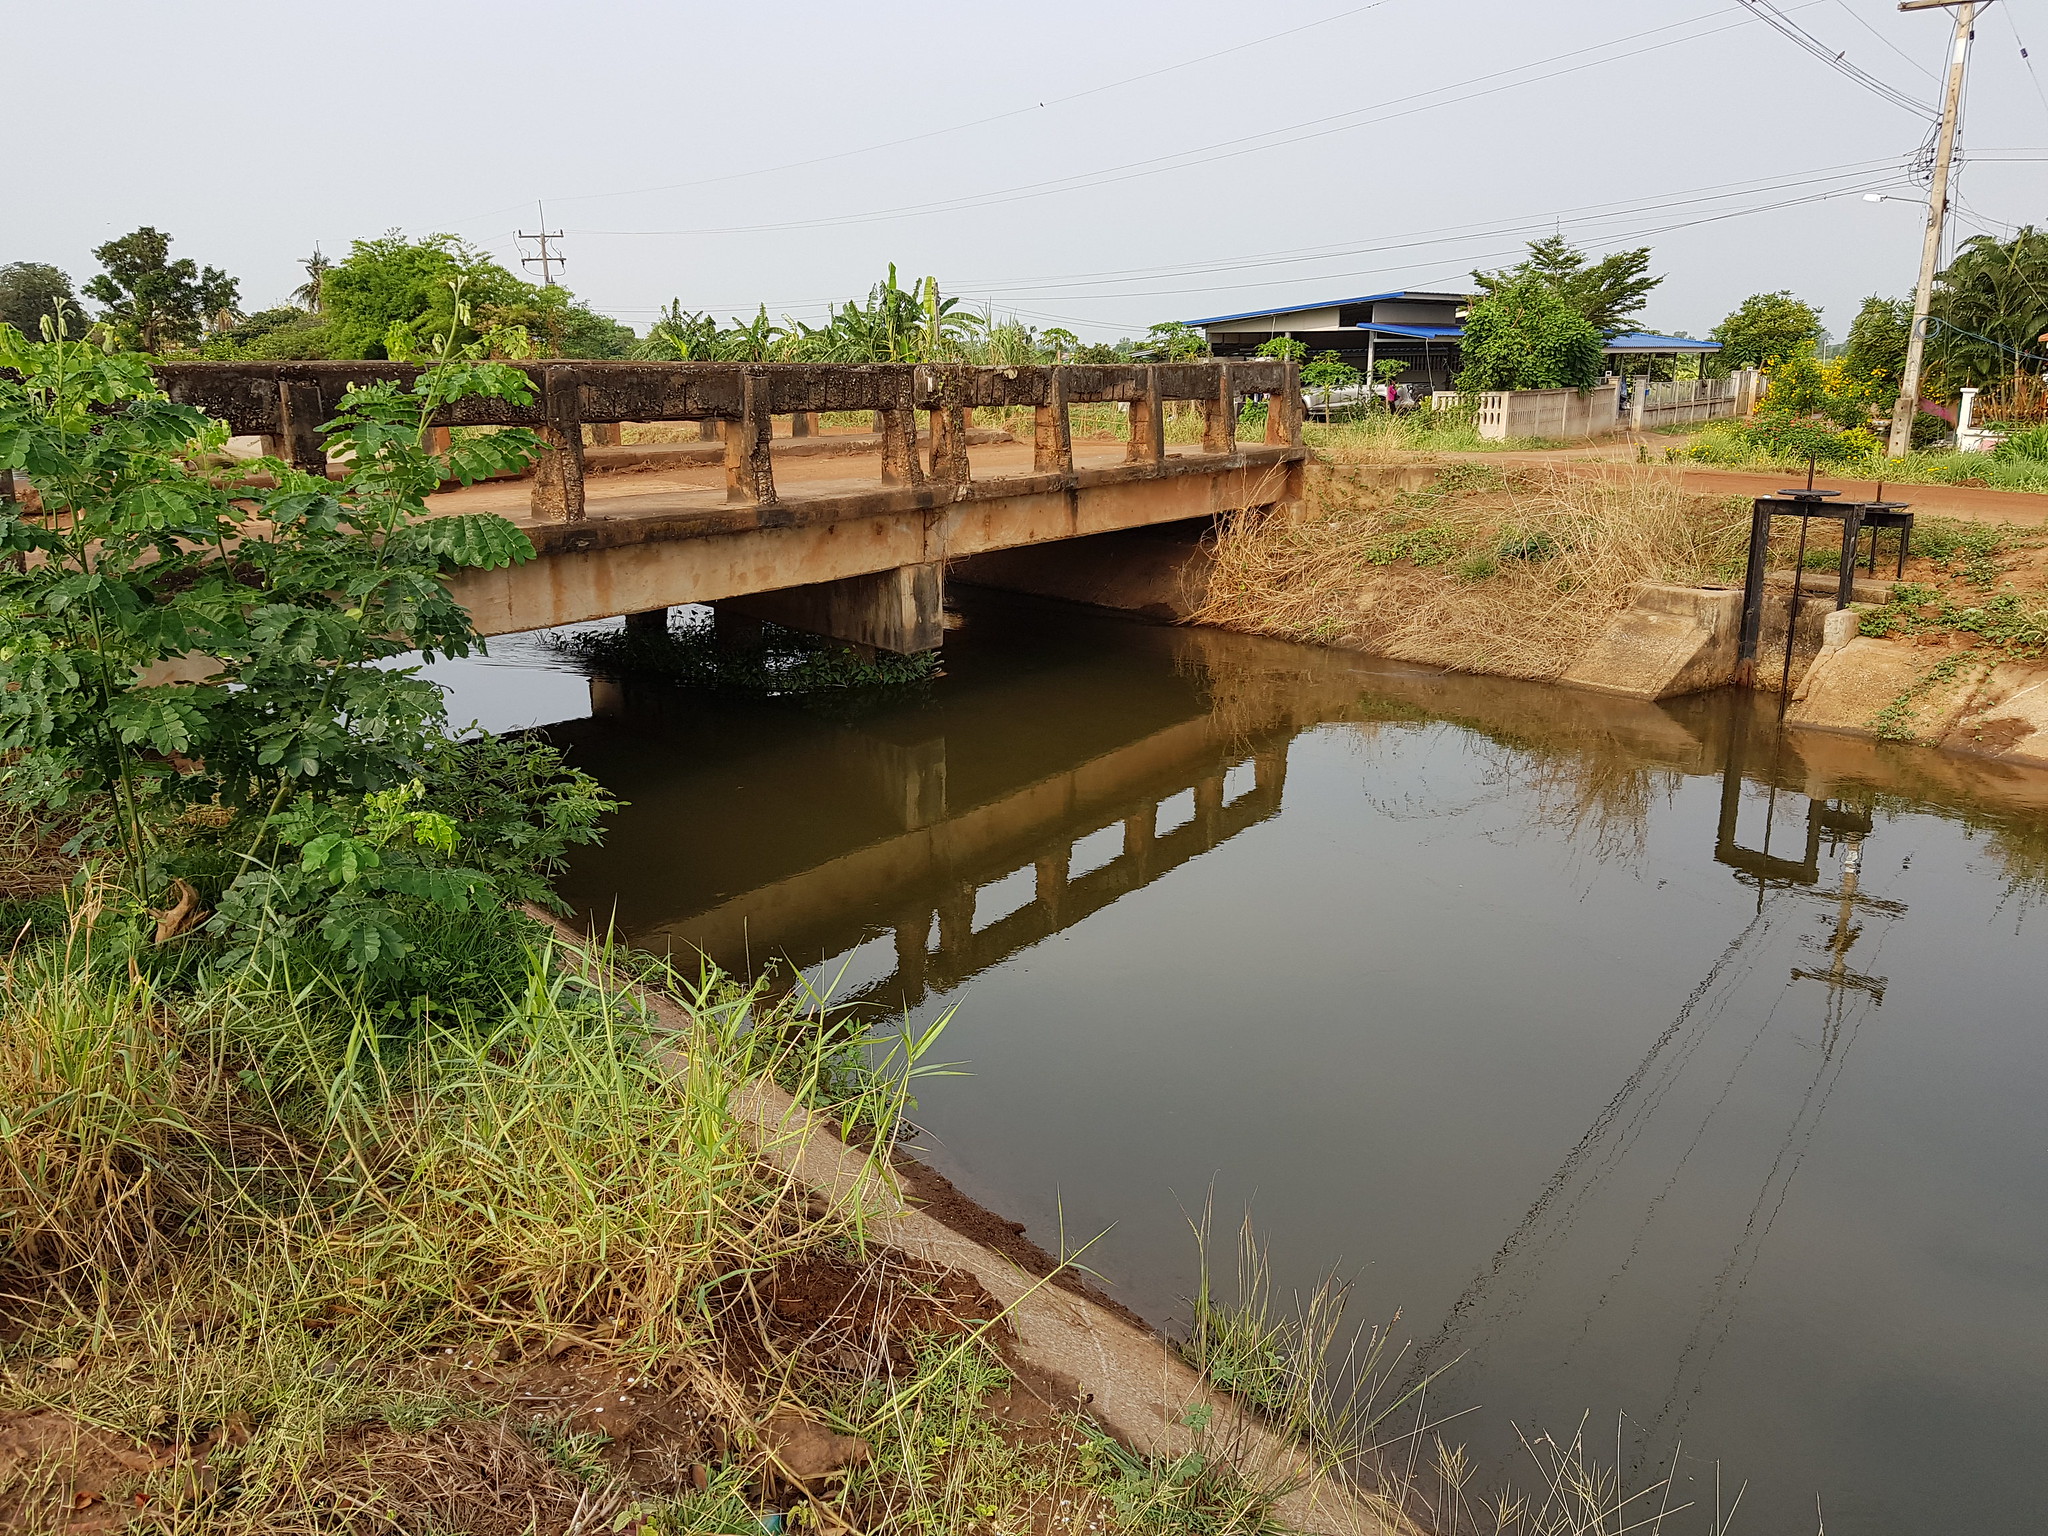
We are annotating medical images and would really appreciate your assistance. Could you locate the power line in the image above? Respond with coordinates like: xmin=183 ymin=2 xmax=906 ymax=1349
xmin=1736 ymin=0 xmax=1939 ymax=119
xmin=447 ymin=0 xmax=1399 ymax=227
xmin=1830 ymin=0 xmax=1940 ymax=79
xmin=948 ymin=161 xmax=1910 ymax=300
xmin=563 ymin=4 xmax=1810 ymax=240
xmin=516 ymin=203 xmax=566 ymax=286
xmin=1999 ymin=2 xmax=2048 ymax=126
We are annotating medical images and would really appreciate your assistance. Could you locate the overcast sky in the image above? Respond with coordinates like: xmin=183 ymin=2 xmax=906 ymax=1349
xmin=11 ymin=0 xmax=2047 ymax=342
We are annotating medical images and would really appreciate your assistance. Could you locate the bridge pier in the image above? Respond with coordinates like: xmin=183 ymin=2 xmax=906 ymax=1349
xmin=720 ymin=561 xmax=945 ymax=656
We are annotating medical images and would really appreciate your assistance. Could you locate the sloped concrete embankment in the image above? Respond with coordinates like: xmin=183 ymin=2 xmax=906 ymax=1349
xmin=531 ymin=908 xmax=1408 ymax=1536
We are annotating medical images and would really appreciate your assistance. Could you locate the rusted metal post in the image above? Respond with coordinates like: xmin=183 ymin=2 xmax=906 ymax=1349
xmin=1033 ymin=368 xmax=1073 ymax=474
xmin=1202 ymin=363 xmax=1236 ymax=455
xmin=724 ymin=370 xmax=776 ymax=506
xmin=1736 ymin=497 xmax=1775 ymax=682
xmin=530 ymin=367 xmax=587 ymax=522
xmin=278 ymin=379 xmax=328 ymax=476
xmin=1835 ymin=504 xmax=1865 ymax=610
xmin=1127 ymin=366 xmax=1165 ymax=464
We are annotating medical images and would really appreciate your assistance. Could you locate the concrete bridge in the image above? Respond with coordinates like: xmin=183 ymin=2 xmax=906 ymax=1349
xmin=157 ymin=359 xmax=1305 ymax=654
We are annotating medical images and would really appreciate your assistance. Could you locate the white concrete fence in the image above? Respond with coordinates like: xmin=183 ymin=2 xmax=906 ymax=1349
xmin=1429 ymin=369 xmax=1762 ymax=440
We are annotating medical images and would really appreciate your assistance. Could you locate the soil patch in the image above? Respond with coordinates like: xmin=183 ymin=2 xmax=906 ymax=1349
xmin=892 ymin=1154 xmax=1154 ymax=1334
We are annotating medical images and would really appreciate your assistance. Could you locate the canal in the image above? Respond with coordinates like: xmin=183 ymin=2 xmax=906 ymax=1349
xmin=432 ymin=588 xmax=2048 ymax=1535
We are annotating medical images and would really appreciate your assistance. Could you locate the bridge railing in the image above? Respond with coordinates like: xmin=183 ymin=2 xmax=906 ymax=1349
xmin=152 ymin=359 xmax=1302 ymax=522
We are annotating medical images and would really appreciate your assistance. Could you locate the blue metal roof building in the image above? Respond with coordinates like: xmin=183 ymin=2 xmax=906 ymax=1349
xmin=1188 ymin=291 xmax=1720 ymax=390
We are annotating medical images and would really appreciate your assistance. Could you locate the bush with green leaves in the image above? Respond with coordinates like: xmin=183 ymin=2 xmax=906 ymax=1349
xmin=1455 ymin=272 xmax=1604 ymax=392
xmin=0 ymin=301 xmax=596 ymax=970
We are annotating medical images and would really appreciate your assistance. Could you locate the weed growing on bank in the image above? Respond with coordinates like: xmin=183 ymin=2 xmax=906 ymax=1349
xmin=1200 ymin=463 xmax=1749 ymax=679
xmin=1678 ymin=419 xmax=2048 ymax=494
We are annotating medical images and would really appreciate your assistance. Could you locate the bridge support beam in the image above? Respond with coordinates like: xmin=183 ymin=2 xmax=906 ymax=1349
xmin=720 ymin=561 xmax=944 ymax=655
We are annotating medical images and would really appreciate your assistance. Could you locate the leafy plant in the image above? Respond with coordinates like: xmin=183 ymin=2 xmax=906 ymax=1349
xmin=1302 ymin=350 xmax=1361 ymax=394
xmin=82 ymin=227 xmax=240 ymax=353
xmin=1455 ymin=273 xmax=1603 ymax=392
xmin=1472 ymin=235 xmax=1662 ymax=336
xmin=1928 ymin=225 xmax=2048 ymax=391
xmin=0 ymin=262 xmax=89 ymax=340
xmin=0 ymin=287 xmax=547 ymax=965
xmin=1254 ymin=337 xmax=1308 ymax=363
xmin=1710 ymin=290 xmax=1825 ymax=372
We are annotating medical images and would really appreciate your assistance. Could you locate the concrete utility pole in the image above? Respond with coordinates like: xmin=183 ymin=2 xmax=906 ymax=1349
xmin=1887 ymin=0 xmax=1982 ymax=458
xmin=518 ymin=202 xmax=566 ymax=287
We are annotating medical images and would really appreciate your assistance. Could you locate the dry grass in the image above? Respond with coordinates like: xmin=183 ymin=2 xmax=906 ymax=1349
xmin=1199 ymin=463 xmax=1751 ymax=681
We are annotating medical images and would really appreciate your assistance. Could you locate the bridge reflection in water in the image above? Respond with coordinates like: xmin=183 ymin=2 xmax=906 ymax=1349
xmin=547 ymin=595 xmax=1341 ymax=1002
xmin=547 ymin=585 xmax=2048 ymax=1010
xmin=526 ymin=589 xmax=2048 ymax=1533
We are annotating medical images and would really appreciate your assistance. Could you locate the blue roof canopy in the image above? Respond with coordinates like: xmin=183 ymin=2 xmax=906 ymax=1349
xmin=1185 ymin=292 xmax=1406 ymax=328
xmin=1355 ymin=322 xmax=1463 ymax=340
xmin=1605 ymin=331 xmax=1721 ymax=352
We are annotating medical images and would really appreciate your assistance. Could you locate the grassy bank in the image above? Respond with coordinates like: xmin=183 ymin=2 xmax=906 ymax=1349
xmin=1677 ymin=420 xmax=2048 ymax=494
xmin=1 ymin=842 xmax=1387 ymax=1534
xmin=1199 ymin=462 xmax=1750 ymax=680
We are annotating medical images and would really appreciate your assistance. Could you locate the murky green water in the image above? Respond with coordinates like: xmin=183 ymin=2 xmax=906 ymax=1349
xmin=442 ymin=590 xmax=2048 ymax=1535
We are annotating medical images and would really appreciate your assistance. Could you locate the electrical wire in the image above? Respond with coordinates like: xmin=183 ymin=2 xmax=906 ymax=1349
xmin=1735 ymin=0 xmax=1938 ymax=119
xmin=558 ymin=5 xmax=1817 ymax=240
xmin=951 ymin=161 xmax=1910 ymax=301
xmin=446 ymin=0 xmax=1400 ymax=227
xmin=1830 ymin=0 xmax=1940 ymax=80
xmin=2000 ymin=2 xmax=2048 ymax=127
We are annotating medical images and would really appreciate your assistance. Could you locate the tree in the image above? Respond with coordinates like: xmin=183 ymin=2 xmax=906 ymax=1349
xmin=1710 ymin=291 xmax=1824 ymax=370
xmin=1842 ymin=295 xmax=1910 ymax=402
xmin=1455 ymin=273 xmax=1604 ymax=391
xmin=1473 ymin=236 xmax=1662 ymax=335
xmin=82 ymin=227 xmax=240 ymax=353
xmin=1135 ymin=321 xmax=1206 ymax=362
xmin=293 ymin=246 xmax=332 ymax=310
xmin=1255 ymin=337 xmax=1308 ymax=363
xmin=0 ymin=263 xmax=89 ymax=339
xmin=1927 ymin=226 xmax=2048 ymax=391
xmin=1040 ymin=327 xmax=1081 ymax=362
xmin=1302 ymin=350 xmax=1361 ymax=408
xmin=321 ymin=233 xmax=531 ymax=359
xmin=0 ymin=293 xmax=548 ymax=967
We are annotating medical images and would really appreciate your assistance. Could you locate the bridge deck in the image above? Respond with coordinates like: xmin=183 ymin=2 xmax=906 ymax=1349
xmin=437 ymin=433 xmax=1303 ymax=639
xmin=429 ymin=434 xmax=1201 ymax=527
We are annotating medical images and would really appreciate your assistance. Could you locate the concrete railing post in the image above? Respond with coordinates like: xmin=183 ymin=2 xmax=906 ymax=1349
xmin=927 ymin=369 xmax=971 ymax=486
xmin=1127 ymin=366 xmax=1165 ymax=464
xmin=723 ymin=369 xmax=776 ymax=506
xmin=1034 ymin=368 xmax=1073 ymax=474
xmin=531 ymin=367 xmax=587 ymax=522
xmin=1202 ymin=363 xmax=1236 ymax=456
xmin=278 ymin=378 xmax=328 ymax=476
xmin=1265 ymin=360 xmax=1302 ymax=447
xmin=880 ymin=407 xmax=925 ymax=488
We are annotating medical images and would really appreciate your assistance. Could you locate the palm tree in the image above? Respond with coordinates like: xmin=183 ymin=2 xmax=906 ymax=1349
xmin=292 ymin=247 xmax=331 ymax=311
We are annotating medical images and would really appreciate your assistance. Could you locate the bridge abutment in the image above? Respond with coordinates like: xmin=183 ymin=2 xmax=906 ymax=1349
xmin=719 ymin=561 xmax=945 ymax=655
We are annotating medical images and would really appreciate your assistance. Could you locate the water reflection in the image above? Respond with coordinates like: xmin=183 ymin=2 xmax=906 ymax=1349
xmin=520 ymin=589 xmax=2048 ymax=1535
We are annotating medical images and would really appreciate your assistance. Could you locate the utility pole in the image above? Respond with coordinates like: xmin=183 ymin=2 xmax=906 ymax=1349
xmin=1887 ymin=0 xmax=1982 ymax=458
xmin=517 ymin=202 xmax=566 ymax=287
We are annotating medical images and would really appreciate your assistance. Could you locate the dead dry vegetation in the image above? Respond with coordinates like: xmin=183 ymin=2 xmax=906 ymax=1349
xmin=1199 ymin=464 xmax=1752 ymax=680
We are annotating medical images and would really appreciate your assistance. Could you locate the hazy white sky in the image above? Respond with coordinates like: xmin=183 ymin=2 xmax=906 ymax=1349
xmin=10 ymin=0 xmax=2047 ymax=342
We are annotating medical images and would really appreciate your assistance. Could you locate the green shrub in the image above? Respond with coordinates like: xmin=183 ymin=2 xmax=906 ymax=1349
xmin=1993 ymin=424 xmax=2048 ymax=463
